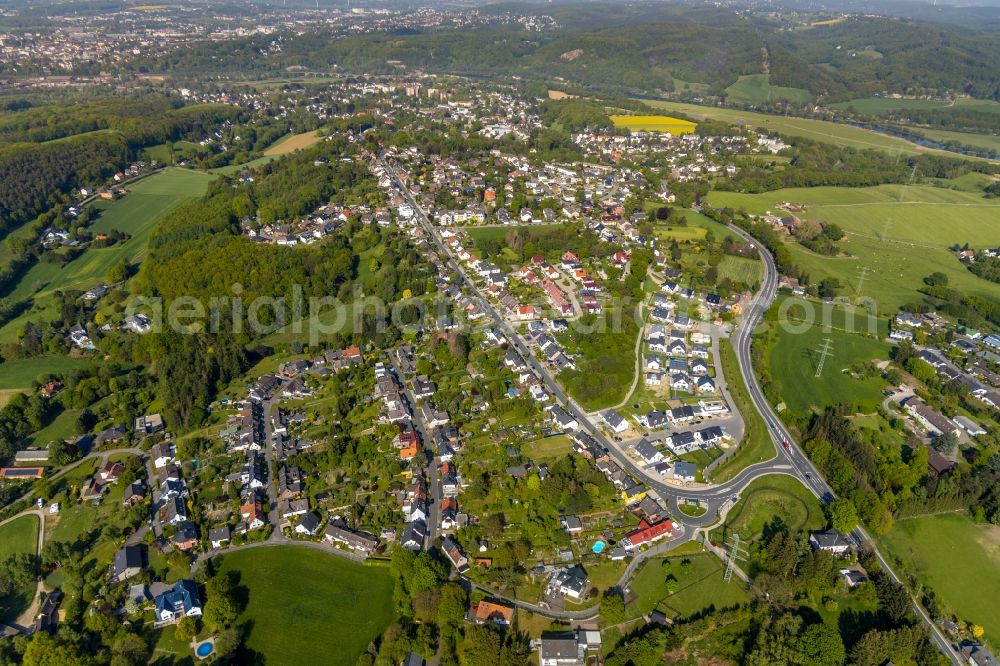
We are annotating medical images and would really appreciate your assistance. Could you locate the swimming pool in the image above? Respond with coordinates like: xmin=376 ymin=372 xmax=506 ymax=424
xmin=196 ymin=642 xmax=214 ymax=658
xmin=592 ymin=541 xmax=605 ymax=554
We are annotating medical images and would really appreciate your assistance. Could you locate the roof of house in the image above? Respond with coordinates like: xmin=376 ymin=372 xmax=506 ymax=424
xmin=154 ymin=579 xmax=200 ymax=617
xmin=473 ymin=599 xmax=514 ymax=624
xmin=810 ymin=529 xmax=851 ymax=550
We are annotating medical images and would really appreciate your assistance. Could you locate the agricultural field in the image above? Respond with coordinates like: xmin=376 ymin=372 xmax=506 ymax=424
xmin=215 ymin=546 xmax=395 ymax=666
xmin=724 ymin=75 xmax=812 ymax=106
xmin=829 ymin=96 xmax=1000 ymax=116
xmin=710 ymin=475 xmax=826 ymax=544
xmin=905 ymin=126 xmax=1000 ymax=154
xmin=762 ymin=317 xmax=891 ymax=416
xmin=645 ymin=100 xmax=985 ymax=159
xmin=881 ymin=514 xmax=1000 ymax=649
xmin=0 ymin=168 xmax=216 ymax=343
xmin=210 ymin=155 xmax=278 ymax=176
xmin=706 ymin=185 xmax=1000 ymax=312
xmin=610 ymin=114 xmax=696 ymax=134
xmin=262 ymin=130 xmax=322 ymax=156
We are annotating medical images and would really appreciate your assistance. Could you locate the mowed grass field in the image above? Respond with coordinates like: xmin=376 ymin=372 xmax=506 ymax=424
xmin=706 ymin=185 xmax=1000 ymax=312
xmin=611 ymin=114 xmax=697 ymax=134
xmin=626 ymin=551 xmax=749 ymax=620
xmin=646 ymin=205 xmax=739 ymax=242
xmin=0 ymin=514 xmax=39 ymax=561
xmin=216 ymin=547 xmax=395 ymax=666
xmin=262 ymin=130 xmax=322 ymax=156
xmin=0 ymin=168 xmax=215 ymax=343
xmin=724 ymin=75 xmax=812 ymax=105
xmin=881 ymin=514 xmax=1000 ymax=648
xmin=646 ymin=100 xmax=987 ymax=159
xmin=763 ymin=319 xmax=891 ymax=415
xmin=711 ymin=475 xmax=825 ymax=544
xmin=0 ymin=356 xmax=98 ymax=390
xmin=0 ymin=514 xmax=40 ymax=623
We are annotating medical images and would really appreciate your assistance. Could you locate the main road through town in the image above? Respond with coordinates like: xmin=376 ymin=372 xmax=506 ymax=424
xmin=383 ymin=157 xmax=960 ymax=663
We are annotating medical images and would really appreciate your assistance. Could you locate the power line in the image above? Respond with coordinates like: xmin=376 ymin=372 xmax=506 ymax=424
xmin=723 ymin=534 xmax=749 ymax=583
xmin=814 ymin=337 xmax=834 ymax=378
xmin=855 ymin=265 xmax=871 ymax=295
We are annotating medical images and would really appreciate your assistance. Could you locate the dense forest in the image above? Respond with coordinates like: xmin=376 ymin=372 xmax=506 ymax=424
xmin=0 ymin=99 xmax=239 ymax=237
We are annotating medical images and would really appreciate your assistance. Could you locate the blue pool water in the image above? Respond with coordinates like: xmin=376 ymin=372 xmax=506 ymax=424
xmin=196 ymin=642 xmax=214 ymax=658
xmin=592 ymin=541 xmax=605 ymax=554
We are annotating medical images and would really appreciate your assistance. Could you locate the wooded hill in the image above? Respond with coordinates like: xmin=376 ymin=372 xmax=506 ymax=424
xmin=128 ymin=4 xmax=1000 ymax=102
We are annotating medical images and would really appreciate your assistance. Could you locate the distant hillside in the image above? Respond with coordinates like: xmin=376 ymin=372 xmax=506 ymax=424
xmin=132 ymin=4 xmax=1000 ymax=102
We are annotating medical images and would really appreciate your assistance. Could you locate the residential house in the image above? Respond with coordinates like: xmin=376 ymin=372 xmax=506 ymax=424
xmin=471 ymin=600 xmax=514 ymax=626
xmin=153 ymin=580 xmax=202 ymax=624
xmin=809 ymin=529 xmax=851 ymax=556
xmin=209 ymin=526 xmax=231 ymax=549
xmin=112 ymin=545 xmax=145 ymax=582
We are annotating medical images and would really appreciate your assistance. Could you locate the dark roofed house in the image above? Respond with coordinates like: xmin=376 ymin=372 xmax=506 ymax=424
xmin=209 ymin=526 xmax=231 ymax=549
xmin=324 ymin=522 xmax=378 ymax=555
xmin=539 ymin=632 xmax=586 ymax=666
xmin=294 ymin=512 xmax=322 ymax=536
xmin=153 ymin=580 xmax=202 ymax=625
xmin=112 ymin=545 xmax=145 ymax=582
xmin=809 ymin=529 xmax=851 ymax=556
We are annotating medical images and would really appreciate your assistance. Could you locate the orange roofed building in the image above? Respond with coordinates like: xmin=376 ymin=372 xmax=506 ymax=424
xmin=472 ymin=599 xmax=514 ymax=626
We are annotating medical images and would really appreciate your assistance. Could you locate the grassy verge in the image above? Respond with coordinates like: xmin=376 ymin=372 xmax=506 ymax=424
xmin=710 ymin=475 xmax=825 ymax=545
xmin=708 ymin=341 xmax=776 ymax=482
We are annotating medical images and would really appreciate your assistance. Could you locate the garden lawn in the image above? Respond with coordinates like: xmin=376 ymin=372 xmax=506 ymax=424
xmin=881 ymin=514 xmax=1000 ymax=649
xmin=0 ymin=514 xmax=39 ymax=561
xmin=522 ymin=435 xmax=573 ymax=462
xmin=28 ymin=408 xmax=81 ymax=447
xmin=765 ymin=321 xmax=890 ymax=416
xmin=0 ymin=514 xmax=39 ymax=623
xmin=216 ymin=546 xmax=395 ymax=666
xmin=710 ymin=475 xmax=825 ymax=544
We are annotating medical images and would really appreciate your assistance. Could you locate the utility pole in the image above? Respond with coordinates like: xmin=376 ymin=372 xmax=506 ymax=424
xmin=879 ymin=216 xmax=893 ymax=241
xmin=815 ymin=337 xmax=834 ymax=378
xmin=855 ymin=265 xmax=871 ymax=295
xmin=723 ymin=534 xmax=749 ymax=583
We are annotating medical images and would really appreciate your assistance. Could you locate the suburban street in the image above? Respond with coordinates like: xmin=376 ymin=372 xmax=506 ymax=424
xmin=384 ymin=156 xmax=961 ymax=663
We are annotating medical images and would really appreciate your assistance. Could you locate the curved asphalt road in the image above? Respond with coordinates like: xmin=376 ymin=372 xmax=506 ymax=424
xmin=384 ymin=158 xmax=960 ymax=661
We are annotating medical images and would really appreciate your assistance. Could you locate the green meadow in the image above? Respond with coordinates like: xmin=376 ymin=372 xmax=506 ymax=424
xmin=706 ymin=184 xmax=1000 ymax=312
